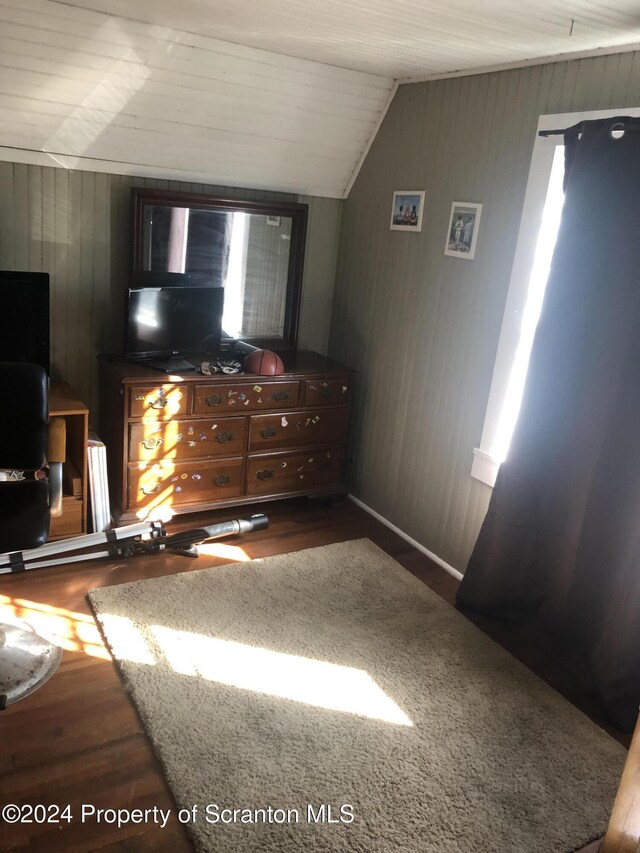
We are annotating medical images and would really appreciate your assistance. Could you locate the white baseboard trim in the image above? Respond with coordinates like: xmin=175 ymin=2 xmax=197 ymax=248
xmin=348 ymin=494 xmax=464 ymax=581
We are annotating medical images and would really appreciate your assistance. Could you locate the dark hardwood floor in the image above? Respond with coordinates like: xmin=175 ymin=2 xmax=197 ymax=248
xmin=0 ymin=498 xmax=628 ymax=851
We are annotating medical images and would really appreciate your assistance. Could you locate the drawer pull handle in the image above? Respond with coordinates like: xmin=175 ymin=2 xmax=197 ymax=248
xmin=272 ymin=391 xmax=289 ymax=402
xmin=141 ymin=437 xmax=163 ymax=450
xmin=319 ymin=388 xmax=334 ymax=399
xmin=256 ymin=469 xmax=274 ymax=480
xmin=216 ymin=432 xmax=234 ymax=443
xmin=141 ymin=483 xmax=161 ymax=495
xmin=149 ymin=397 xmax=168 ymax=410
xmin=205 ymin=394 xmax=224 ymax=406
xmin=213 ymin=474 xmax=231 ymax=486
xmin=260 ymin=427 xmax=277 ymax=439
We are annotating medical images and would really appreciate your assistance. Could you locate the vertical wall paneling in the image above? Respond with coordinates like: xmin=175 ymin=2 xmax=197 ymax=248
xmin=0 ymin=165 xmax=342 ymax=419
xmin=330 ymin=50 xmax=640 ymax=571
xmin=297 ymin=195 xmax=343 ymax=354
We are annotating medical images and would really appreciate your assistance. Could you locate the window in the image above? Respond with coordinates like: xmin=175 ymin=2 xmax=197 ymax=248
xmin=472 ymin=108 xmax=640 ymax=488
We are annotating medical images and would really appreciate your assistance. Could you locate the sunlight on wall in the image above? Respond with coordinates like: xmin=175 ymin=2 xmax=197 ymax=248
xmin=0 ymin=594 xmax=110 ymax=659
xmin=150 ymin=625 xmax=413 ymax=726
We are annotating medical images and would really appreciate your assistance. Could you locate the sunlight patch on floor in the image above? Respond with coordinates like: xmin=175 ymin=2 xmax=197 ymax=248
xmin=6 ymin=589 xmax=412 ymax=725
xmin=0 ymin=594 xmax=110 ymax=659
xmin=193 ymin=542 xmax=251 ymax=561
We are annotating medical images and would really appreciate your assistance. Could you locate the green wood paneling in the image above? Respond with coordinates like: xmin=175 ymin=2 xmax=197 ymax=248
xmin=330 ymin=51 xmax=640 ymax=571
xmin=0 ymin=167 xmax=341 ymax=418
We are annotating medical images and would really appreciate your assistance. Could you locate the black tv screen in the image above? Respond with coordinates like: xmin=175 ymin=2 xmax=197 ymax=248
xmin=0 ymin=271 xmax=50 ymax=372
xmin=126 ymin=286 xmax=224 ymax=359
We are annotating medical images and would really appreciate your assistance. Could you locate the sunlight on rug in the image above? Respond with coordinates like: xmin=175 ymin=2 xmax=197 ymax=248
xmin=89 ymin=538 xmax=626 ymax=853
xmin=95 ymin=612 xmax=412 ymax=725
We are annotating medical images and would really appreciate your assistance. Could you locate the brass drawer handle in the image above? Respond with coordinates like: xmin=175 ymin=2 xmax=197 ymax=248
xmin=149 ymin=397 xmax=169 ymax=410
xmin=319 ymin=388 xmax=334 ymax=399
xmin=205 ymin=394 xmax=223 ymax=406
xmin=213 ymin=474 xmax=231 ymax=486
xmin=256 ymin=469 xmax=274 ymax=480
xmin=215 ymin=432 xmax=234 ymax=443
xmin=272 ymin=391 xmax=289 ymax=402
xmin=140 ymin=437 xmax=163 ymax=450
xmin=140 ymin=483 xmax=161 ymax=495
xmin=260 ymin=427 xmax=277 ymax=439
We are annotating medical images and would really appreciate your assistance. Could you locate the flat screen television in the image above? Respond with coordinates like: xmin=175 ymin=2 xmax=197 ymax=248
xmin=0 ymin=271 xmax=50 ymax=372
xmin=126 ymin=286 xmax=224 ymax=372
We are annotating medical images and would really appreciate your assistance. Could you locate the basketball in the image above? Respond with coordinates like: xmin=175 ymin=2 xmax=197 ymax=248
xmin=244 ymin=349 xmax=285 ymax=376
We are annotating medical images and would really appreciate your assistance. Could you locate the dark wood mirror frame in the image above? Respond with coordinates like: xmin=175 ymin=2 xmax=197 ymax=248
xmin=131 ymin=188 xmax=308 ymax=350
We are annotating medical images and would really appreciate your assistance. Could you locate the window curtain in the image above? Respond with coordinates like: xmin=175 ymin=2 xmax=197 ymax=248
xmin=149 ymin=208 xmax=232 ymax=285
xmin=456 ymin=117 xmax=640 ymax=732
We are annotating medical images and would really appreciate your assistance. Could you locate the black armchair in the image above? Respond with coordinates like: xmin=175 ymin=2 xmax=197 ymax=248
xmin=0 ymin=362 xmax=68 ymax=710
xmin=0 ymin=362 xmax=63 ymax=553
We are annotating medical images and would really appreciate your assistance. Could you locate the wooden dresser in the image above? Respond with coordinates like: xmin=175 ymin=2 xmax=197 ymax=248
xmin=99 ymin=352 xmax=353 ymax=522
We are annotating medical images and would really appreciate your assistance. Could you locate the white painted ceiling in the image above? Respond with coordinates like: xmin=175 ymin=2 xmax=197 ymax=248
xmin=40 ymin=0 xmax=640 ymax=79
xmin=0 ymin=0 xmax=639 ymax=197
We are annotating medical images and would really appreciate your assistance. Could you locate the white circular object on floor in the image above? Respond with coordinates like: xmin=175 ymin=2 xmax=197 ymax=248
xmin=0 ymin=622 xmax=62 ymax=708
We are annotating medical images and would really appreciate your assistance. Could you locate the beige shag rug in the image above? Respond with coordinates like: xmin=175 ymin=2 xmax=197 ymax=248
xmin=89 ymin=539 xmax=625 ymax=853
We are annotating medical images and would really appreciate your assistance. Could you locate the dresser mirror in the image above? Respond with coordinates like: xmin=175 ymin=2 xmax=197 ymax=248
xmin=131 ymin=188 xmax=308 ymax=349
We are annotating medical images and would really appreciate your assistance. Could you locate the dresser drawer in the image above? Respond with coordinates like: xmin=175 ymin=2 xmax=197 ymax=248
xmin=247 ymin=449 xmax=344 ymax=496
xmin=129 ymin=384 xmax=192 ymax=419
xmin=128 ymin=457 xmax=244 ymax=510
xmin=302 ymin=378 xmax=350 ymax=407
xmin=129 ymin=417 xmax=248 ymax=462
xmin=249 ymin=408 xmax=348 ymax=451
xmin=193 ymin=381 xmax=299 ymax=414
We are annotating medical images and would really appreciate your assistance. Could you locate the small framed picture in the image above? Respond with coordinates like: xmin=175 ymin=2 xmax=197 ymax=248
xmin=444 ymin=202 xmax=482 ymax=259
xmin=390 ymin=191 xmax=425 ymax=232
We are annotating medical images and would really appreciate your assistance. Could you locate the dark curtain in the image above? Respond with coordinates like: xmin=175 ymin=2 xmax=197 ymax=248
xmin=457 ymin=117 xmax=640 ymax=732
xmin=185 ymin=210 xmax=232 ymax=284
xmin=149 ymin=208 xmax=232 ymax=285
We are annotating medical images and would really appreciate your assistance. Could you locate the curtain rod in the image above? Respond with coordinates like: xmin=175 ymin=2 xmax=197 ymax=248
xmin=539 ymin=117 xmax=638 ymax=137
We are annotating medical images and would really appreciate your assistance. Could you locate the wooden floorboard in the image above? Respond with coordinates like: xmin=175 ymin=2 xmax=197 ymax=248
xmin=0 ymin=498 xmax=629 ymax=852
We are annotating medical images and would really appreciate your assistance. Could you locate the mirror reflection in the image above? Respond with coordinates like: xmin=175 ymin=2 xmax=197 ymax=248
xmin=141 ymin=205 xmax=293 ymax=340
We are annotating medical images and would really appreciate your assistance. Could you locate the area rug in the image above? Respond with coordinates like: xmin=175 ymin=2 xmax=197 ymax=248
xmin=89 ymin=539 xmax=626 ymax=853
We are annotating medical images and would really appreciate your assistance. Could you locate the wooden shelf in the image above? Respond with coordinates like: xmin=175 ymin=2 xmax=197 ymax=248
xmin=48 ymin=380 xmax=89 ymax=540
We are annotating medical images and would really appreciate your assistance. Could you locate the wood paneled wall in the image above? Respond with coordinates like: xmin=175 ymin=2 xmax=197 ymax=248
xmin=329 ymin=51 xmax=640 ymax=571
xmin=0 ymin=164 xmax=341 ymax=419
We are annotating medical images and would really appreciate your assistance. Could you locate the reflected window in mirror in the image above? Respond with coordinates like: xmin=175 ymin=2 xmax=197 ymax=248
xmin=132 ymin=189 xmax=307 ymax=350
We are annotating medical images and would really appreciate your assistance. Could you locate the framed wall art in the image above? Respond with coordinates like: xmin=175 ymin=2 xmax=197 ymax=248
xmin=444 ymin=202 xmax=482 ymax=259
xmin=390 ymin=191 xmax=425 ymax=232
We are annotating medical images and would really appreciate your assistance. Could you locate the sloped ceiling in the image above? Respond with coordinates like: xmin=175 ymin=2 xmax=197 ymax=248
xmin=0 ymin=0 xmax=639 ymax=197
xmin=56 ymin=0 xmax=640 ymax=78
